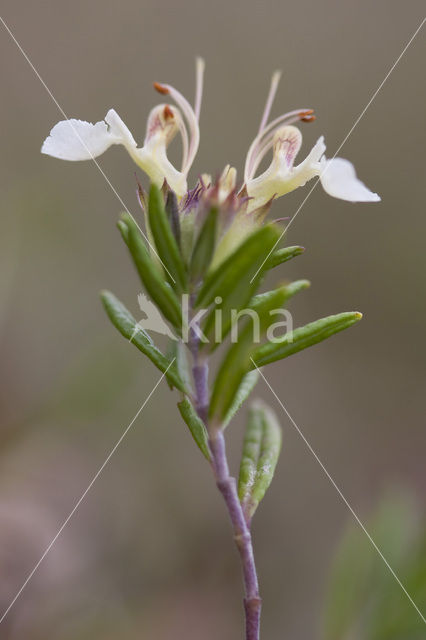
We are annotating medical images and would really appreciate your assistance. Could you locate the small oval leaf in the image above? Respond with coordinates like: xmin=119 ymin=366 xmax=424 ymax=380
xmin=238 ymin=400 xmax=282 ymax=521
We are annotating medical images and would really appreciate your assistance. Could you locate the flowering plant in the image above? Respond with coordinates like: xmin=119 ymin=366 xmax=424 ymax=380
xmin=42 ymin=60 xmax=379 ymax=640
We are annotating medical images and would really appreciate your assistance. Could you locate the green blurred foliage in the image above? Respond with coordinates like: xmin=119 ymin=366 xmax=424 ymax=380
xmin=322 ymin=492 xmax=426 ymax=640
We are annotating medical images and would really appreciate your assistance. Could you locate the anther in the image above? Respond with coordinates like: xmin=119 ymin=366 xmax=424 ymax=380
xmin=153 ymin=82 xmax=170 ymax=95
xmin=299 ymin=109 xmax=316 ymax=123
xmin=163 ymin=105 xmax=174 ymax=120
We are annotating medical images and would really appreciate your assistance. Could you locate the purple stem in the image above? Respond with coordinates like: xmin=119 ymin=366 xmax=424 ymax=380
xmin=190 ymin=327 xmax=261 ymax=640
xmin=209 ymin=430 xmax=262 ymax=640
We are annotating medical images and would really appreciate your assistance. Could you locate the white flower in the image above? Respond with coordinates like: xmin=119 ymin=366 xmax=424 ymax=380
xmin=244 ymin=72 xmax=380 ymax=210
xmin=41 ymin=59 xmax=205 ymax=198
xmin=42 ymin=62 xmax=380 ymax=210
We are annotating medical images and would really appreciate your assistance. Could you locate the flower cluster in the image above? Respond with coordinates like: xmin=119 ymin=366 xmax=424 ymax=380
xmin=42 ymin=59 xmax=380 ymax=213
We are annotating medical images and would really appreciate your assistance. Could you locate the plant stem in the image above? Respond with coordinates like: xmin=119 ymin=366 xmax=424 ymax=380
xmin=209 ymin=430 xmax=262 ymax=640
xmin=189 ymin=315 xmax=261 ymax=640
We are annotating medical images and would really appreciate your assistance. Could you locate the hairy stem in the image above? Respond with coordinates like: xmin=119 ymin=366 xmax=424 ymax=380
xmin=209 ymin=430 xmax=262 ymax=640
xmin=190 ymin=315 xmax=261 ymax=640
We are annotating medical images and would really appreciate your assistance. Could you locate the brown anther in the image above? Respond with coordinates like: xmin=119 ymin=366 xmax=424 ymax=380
xmin=153 ymin=82 xmax=169 ymax=95
xmin=299 ymin=109 xmax=314 ymax=116
xmin=163 ymin=105 xmax=174 ymax=120
xmin=301 ymin=114 xmax=316 ymax=123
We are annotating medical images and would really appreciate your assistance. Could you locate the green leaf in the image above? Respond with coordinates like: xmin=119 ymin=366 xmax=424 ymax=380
xmin=196 ymin=224 xmax=282 ymax=347
xmin=250 ymin=312 xmax=362 ymax=368
xmin=196 ymin=224 xmax=281 ymax=307
xmin=238 ymin=400 xmax=282 ymax=521
xmin=262 ymin=245 xmax=305 ymax=271
xmin=249 ymin=279 xmax=310 ymax=311
xmin=177 ymin=396 xmax=211 ymax=461
xmin=209 ymin=283 xmax=293 ymax=420
xmin=117 ymin=219 xmax=130 ymax=245
xmin=147 ymin=184 xmax=187 ymax=291
xmin=222 ymin=370 xmax=259 ymax=429
xmin=166 ymin=340 xmax=193 ymax=393
xmin=100 ymin=290 xmax=187 ymax=393
xmin=123 ymin=213 xmax=183 ymax=331
xmin=189 ymin=206 xmax=218 ymax=283
xmin=180 ymin=208 xmax=196 ymax=266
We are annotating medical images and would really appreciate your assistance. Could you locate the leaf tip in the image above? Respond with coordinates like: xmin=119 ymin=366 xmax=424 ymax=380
xmin=299 ymin=278 xmax=311 ymax=289
xmin=100 ymin=289 xmax=112 ymax=303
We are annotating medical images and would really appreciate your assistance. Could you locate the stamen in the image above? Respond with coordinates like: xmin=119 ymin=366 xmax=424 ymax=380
xmin=153 ymin=82 xmax=170 ymax=95
xmin=174 ymin=110 xmax=189 ymax=172
xmin=244 ymin=108 xmax=315 ymax=182
xmin=152 ymin=60 xmax=203 ymax=179
xmin=258 ymin=70 xmax=282 ymax=135
xmin=154 ymin=82 xmax=199 ymax=175
xmin=170 ymin=109 xmax=189 ymax=172
xmin=260 ymin=109 xmax=315 ymax=141
xmin=194 ymin=57 xmax=205 ymax=121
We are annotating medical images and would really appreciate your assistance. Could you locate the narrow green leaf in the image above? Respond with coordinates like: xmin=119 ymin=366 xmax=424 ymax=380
xmin=196 ymin=224 xmax=281 ymax=308
xmin=180 ymin=208 xmax=196 ymax=266
xmin=196 ymin=224 xmax=282 ymax=347
xmin=249 ymin=279 xmax=310 ymax=310
xmin=209 ymin=283 xmax=293 ymax=420
xmin=100 ymin=290 xmax=187 ymax=393
xmin=250 ymin=312 xmax=362 ymax=368
xmin=177 ymin=396 xmax=211 ymax=461
xmin=238 ymin=400 xmax=282 ymax=520
xmin=166 ymin=340 xmax=193 ymax=393
xmin=189 ymin=206 xmax=218 ymax=282
xmin=123 ymin=213 xmax=182 ymax=331
xmin=117 ymin=219 xmax=129 ymax=245
xmin=222 ymin=370 xmax=259 ymax=429
xmin=147 ymin=184 xmax=187 ymax=291
xmin=262 ymin=245 xmax=305 ymax=271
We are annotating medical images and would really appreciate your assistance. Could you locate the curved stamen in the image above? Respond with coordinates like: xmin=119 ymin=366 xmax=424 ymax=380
xmin=261 ymin=109 xmax=315 ymax=140
xmin=249 ymin=112 xmax=316 ymax=179
xmin=194 ymin=57 xmax=205 ymax=121
xmin=244 ymin=109 xmax=315 ymax=182
xmin=171 ymin=107 xmax=190 ymax=172
xmin=154 ymin=80 xmax=200 ymax=176
xmin=258 ymin=70 xmax=282 ymax=135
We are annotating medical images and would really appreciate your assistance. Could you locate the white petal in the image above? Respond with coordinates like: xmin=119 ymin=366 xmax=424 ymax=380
xmin=104 ymin=109 xmax=137 ymax=149
xmin=320 ymin=157 xmax=380 ymax=202
xmin=144 ymin=104 xmax=179 ymax=147
xmin=273 ymin=125 xmax=302 ymax=170
xmin=42 ymin=119 xmax=112 ymax=160
xmin=298 ymin=135 xmax=326 ymax=167
xmin=41 ymin=109 xmax=137 ymax=161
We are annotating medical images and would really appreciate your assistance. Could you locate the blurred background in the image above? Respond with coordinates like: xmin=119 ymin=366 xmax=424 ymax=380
xmin=0 ymin=1 xmax=425 ymax=638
